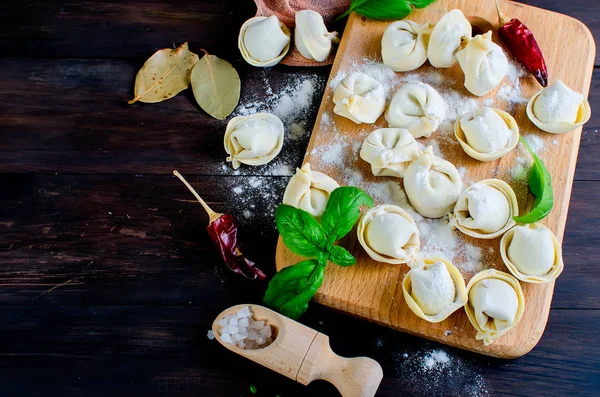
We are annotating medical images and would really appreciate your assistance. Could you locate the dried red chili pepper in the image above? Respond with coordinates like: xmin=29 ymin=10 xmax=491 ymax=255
xmin=495 ymin=0 xmax=548 ymax=87
xmin=173 ymin=170 xmax=266 ymax=280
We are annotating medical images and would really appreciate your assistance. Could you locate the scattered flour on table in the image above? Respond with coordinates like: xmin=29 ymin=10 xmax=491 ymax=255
xmin=390 ymin=347 xmax=490 ymax=396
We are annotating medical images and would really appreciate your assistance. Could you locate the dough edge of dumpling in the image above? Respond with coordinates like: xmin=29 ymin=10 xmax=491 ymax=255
xmin=526 ymin=86 xmax=591 ymax=134
xmin=464 ymin=269 xmax=525 ymax=346
xmin=238 ymin=16 xmax=291 ymax=67
xmin=402 ymin=257 xmax=468 ymax=323
xmin=500 ymin=223 xmax=564 ymax=283
xmin=454 ymin=108 xmax=520 ymax=162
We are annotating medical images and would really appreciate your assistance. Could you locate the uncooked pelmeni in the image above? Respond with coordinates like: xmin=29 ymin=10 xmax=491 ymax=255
xmin=238 ymin=16 xmax=291 ymax=67
xmin=526 ymin=80 xmax=591 ymax=134
xmin=500 ymin=223 xmax=564 ymax=283
xmin=465 ymin=269 xmax=525 ymax=346
xmin=382 ymin=20 xmax=434 ymax=72
xmin=456 ymin=31 xmax=508 ymax=96
xmin=282 ymin=163 xmax=339 ymax=219
xmin=294 ymin=10 xmax=339 ymax=62
xmin=224 ymin=113 xmax=284 ymax=169
xmin=404 ymin=146 xmax=462 ymax=218
xmin=357 ymin=204 xmax=420 ymax=264
xmin=333 ymin=72 xmax=386 ymax=124
xmin=402 ymin=257 xmax=467 ymax=323
xmin=450 ymin=179 xmax=518 ymax=239
xmin=427 ymin=9 xmax=472 ymax=68
xmin=385 ymin=82 xmax=446 ymax=138
xmin=454 ymin=107 xmax=519 ymax=162
xmin=359 ymin=128 xmax=418 ymax=177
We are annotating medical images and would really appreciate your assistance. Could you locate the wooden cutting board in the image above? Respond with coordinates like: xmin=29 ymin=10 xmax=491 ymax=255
xmin=276 ymin=0 xmax=595 ymax=358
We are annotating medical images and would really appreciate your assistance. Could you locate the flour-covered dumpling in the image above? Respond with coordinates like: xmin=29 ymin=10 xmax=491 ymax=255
xmin=500 ymin=223 xmax=564 ymax=283
xmin=428 ymin=9 xmax=472 ymax=68
xmin=526 ymin=80 xmax=592 ymax=134
xmin=333 ymin=72 xmax=386 ymax=124
xmin=357 ymin=205 xmax=420 ymax=264
xmin=224 ymin=113 xmax=284 ymax=169
xmin=456 ymin=31 xmax=508 ymax=96
xmin=454 ymin=107 xmax=519 ymax=161
xmin=451 ymin=179 xmax=518 ymax=239
xmin=404 ymin=146 xmax=462 ymax=218
xmin=282 ymin=163 xmax=339 ymax=218
xmin=402 ymin=257 xmax=467 ymax=323
xmin=359 ymin=128 xmax=418 ymax=177
xmin=382 ymin=20 xmax=434 ymax=72
xmin=465 ymin=269 xmax=525 ymax=346
xmin=295 ymin=10 xmax=339 ymax=62
xmin=385 ymin=82 xmax=446 ymax=138
xmin=239 ymin=16 xmax=291 ymax=67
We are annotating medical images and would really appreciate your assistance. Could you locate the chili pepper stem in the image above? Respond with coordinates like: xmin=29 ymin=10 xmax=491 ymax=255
xmin=494 ymin=0 xmax=510 ymax=26
xmin=173 ymin=170 xmax=223 ymax=224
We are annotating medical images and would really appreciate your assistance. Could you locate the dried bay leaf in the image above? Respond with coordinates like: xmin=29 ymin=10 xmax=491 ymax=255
xmin=128 ymin=42 xmax=199 ymax=104
xmin=190 ymin=50 xmax=240 ymax=120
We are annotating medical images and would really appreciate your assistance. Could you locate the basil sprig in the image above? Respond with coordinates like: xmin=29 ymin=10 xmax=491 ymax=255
xmin=264 ymin=187 xmax=373 ymax=319
xmin=336 ymin=0 xmax=437 ymax=21
xmin=514 ymin=137 xmax=554 ymax=223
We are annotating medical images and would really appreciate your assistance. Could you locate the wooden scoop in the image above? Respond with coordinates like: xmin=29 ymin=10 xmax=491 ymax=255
xmin=212 ymin=304 xmax=383 ymax=397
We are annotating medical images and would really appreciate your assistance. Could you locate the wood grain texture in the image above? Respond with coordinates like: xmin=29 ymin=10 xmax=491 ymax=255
xmin=276 ymin=1 xmax=596 ymax=358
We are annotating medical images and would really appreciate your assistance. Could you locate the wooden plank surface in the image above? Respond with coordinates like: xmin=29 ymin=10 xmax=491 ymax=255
xmin=0 ymin=0 xmax=599 ymax=395
xmin=276 ymin=0 xmax=596 ymax=358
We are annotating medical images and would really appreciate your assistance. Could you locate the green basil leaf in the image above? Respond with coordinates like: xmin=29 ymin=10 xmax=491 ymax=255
xmin=513 ymin=137 xmax=554 ymax=224
xmin=408 ymin=0 xmax=437 ymax=9
xmin=321 ymin=187 xmax=374 ymax=241
xmin=263 ymin=259 xmax=325 ymax=320
xmin=337 ymin=0 xmax=416 ymax=21
xmin=328 ymin=245 xmax=356 ymax=267
xmin=275 ymin=205 xmax=326 ymax=258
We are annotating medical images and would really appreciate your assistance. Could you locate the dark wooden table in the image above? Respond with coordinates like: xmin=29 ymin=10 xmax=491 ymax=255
xmin=0 ymin=1 xmax=598 ymax=396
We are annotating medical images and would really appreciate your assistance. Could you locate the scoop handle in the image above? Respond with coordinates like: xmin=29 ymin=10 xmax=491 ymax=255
xmin=297 ymin=333 xmax=383 ymax=397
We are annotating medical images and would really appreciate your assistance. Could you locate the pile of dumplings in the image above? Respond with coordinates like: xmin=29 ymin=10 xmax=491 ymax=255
xmin=279 ymin=8 xmax=587 ymax=346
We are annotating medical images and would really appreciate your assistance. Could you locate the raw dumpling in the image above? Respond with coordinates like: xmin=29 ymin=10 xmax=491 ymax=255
xmin=359 ymin=128 xmax=418 ymax=177
xmin=282 ymin=163 xmax=339 ymax=218
xmin=333 ymin=72 xmax=386 ymax=124
xmin=357 ymin=204 xmax=420 ymax=264
xmin=456 ymin=31 xmax=508 ymax=96
xmin=450 ymin=179 xmax=518 ymax=239
xmin=427 ymin=9 xmax=472 ymax=68
xmin=500 ymin=223 xmax=564 ymax=283
xmin=238 ymin=16 xmax=291 ymax=67
xmin=385 ymin=82 xmax=446 ymax=138
xmin=404 ymin=146 xmax=462 ymax=218
xmin=526 ymin=80 xmax=591 ymax=134
xmin=454 ymin=107 xmax=519 ymax=162
xmin=465 ymin=269 xmax=525 ymax=346
xmin=402 ymin=257 xmax=467 ymax=323
xmin=224 ymin=113 xmax=284 ymax=169
xmin=295 ymin=10 xmax=339 ymax=62
xmin=382 ymin=20 xmax=434 ymax=72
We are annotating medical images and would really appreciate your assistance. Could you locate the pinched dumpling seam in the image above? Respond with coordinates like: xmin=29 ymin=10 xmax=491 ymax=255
xmin=357 ymin=205 xmax=420 ymax=264
xmin=385 ymin=82 xmax=446 ymax=139
xmin=450 ymin=178 xmax=518 ymax=239
xmin=282 ymin=162 xmax=339 ymax=219
xmin=402 ymin=257 xmax=467 ymax=323
xmin=464 ymin=269 xmax=525 ymax=346
xmin=454 ymin=108 xmax=520 ymax=162
xmin=333 ymin=72 xmax=386 ymax=124
xmin=224 ymin=113 xmax=284 ymax=169
xmin=238 ymin=16 xmax=291 ymax=67
xmin=359 ymin=128 xmax=418 ymax=178
xmin=500 ymin=223 xmax=564 ymax=283
xmin=382 ymin=20 xmax=434 ymax=72
xmin=427 ymin=9 xmax=472 ymax=68
xmin=295 ymin=10 xmax=339 ymax=62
